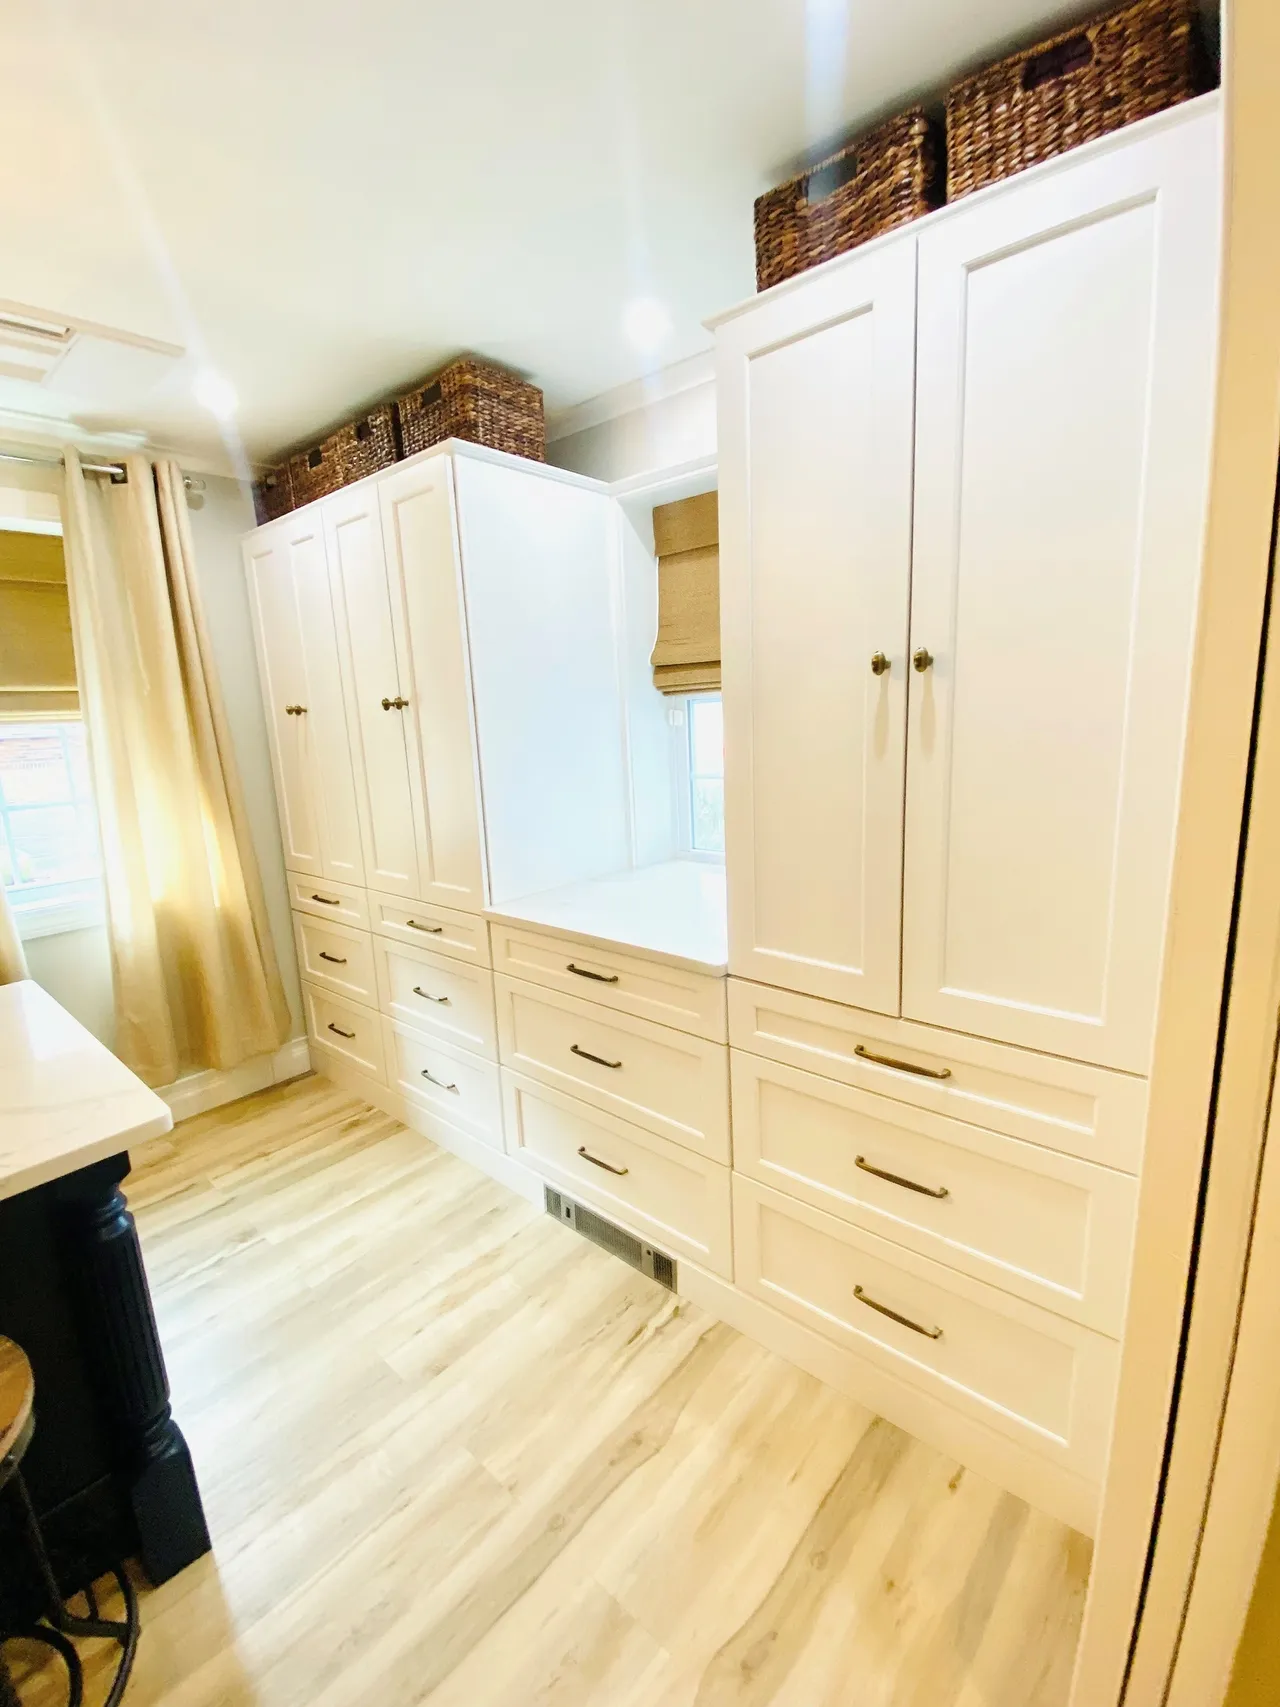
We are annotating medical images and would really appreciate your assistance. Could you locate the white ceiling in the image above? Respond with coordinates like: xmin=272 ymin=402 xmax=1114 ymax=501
xmin=1 ymin=0 xmax=1176 ymax=471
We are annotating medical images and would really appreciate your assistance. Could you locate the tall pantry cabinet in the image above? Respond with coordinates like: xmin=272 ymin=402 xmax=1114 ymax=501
xmin=717 ymin=99 xmax=1220 ymax=1530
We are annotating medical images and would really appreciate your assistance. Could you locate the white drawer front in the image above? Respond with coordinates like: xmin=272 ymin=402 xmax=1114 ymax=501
xmin=293 ymin=913 xmax=377 ymax=1005
xmin=496 ymin=975 xmax=730 ymax=1164
xmin=374 ymin=937 xmax=498 ymax=1060
xmin=729 ymin=978 xmax=1148 ymax=1174
xmin=370 ymin=891 xmax=491 ymax=967
xmin=732 ymin=1051 xmax=1136 ymax=1335
xmin=384 ymin=1019 xmax=503 ymax=1147
xmin=502 ymin=1071 xmax=732 ymax=1278
xmin=289 ymin=874 xmax=370 ymax=931
xmin=305 ymin=983 xmax=385 ymax=1083
xmin=734 ymin=1175 xmax=1118 ymax=1482
xmin=489 ymin=922 xmax=727 ymax=1041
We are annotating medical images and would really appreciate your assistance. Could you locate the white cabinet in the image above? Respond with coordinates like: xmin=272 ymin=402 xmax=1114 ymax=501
xmin=380 ymin=458 xmax=489 ymax=913
xmin=901 ymin=110 xmax=1220 ymax=1072
xmin=244 ymin=513 xmax=365 ymax=886
xmin=324 ymin=484 xmax=424 ymax=900
xmin=717 ymin=103 xmax=1220 ymax=1075
xmin=718 ymin=238 xmax=917 ymax=1014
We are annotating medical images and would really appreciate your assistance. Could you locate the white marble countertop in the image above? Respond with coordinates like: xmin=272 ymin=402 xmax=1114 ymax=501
xmin=486 ymin=860 xmax=728 ymax=974
xmin=0 ymin=981 xmax=174 ymax=1203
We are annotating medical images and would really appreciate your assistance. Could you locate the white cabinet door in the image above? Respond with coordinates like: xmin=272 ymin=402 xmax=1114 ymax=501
xmin=244 ymin=526 xmax=322 ymax=877
xmin=324 ymin=485 xmax=424 ymax=899
xmin=903 ymin=108 xmax=1220 ymax=1072
xmin=718 ymin=237 xmax=918 ymax=1012
xmin=244 ymin=513 xmax=364 ymax=886
xmin=379 ymin=457 xmax=488 ymax=914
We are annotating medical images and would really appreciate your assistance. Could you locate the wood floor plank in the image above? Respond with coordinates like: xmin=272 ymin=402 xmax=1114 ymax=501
xmin=15 ymin=1075 xmax=1091 ymax=1706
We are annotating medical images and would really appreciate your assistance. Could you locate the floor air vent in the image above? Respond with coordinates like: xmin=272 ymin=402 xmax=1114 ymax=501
xmin=545 ymin=1187 xmax=677 ymax=1290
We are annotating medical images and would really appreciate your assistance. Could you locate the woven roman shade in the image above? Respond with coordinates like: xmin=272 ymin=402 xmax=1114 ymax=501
xmin=0 ymin=530 xmax=77 ymax=715
xmin=650 ymin=491 xmax=720 ymax=694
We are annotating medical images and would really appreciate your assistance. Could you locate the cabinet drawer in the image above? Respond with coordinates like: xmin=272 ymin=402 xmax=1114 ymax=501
xmin=304 ymin=983 xmax=385 ymax=1083
xmin=729 ymin=979 xmax=1148 ymax=1174
xmin=374 ymin=937 xmax=498 ymax=1060
xmin=371 ymin=891 xmax=491 ymax=967
xmin=496 ymin=975 xmax=730 ymax=1164
xmin=732 ymin=1051 xmax=1136 ymax=1335
xmin=384 ymin=1020 xmax=503 ymax=1148
xmin=490 ymin=922 xmax=727 ymax=1041
xmin=502 ymin=1071 xmax=732 ymax=1278
xmin=734 ymin=1175 xmax=1118 ymax=1482
xmin=289 ymin=873 xmax=370 ymax=931
xmin=293 ymin=913 xmax=377 ymax=1005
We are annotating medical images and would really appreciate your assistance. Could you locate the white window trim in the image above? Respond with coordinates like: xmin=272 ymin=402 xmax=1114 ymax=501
xmin=667 ymin=693 xmax=725 ymax=864
xmin=13 ymin=888 xmax=105 ymax=941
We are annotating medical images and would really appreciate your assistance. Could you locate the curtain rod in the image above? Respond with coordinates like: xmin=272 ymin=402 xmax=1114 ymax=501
xmin=0 ymin=448 xmax=205 ymax=492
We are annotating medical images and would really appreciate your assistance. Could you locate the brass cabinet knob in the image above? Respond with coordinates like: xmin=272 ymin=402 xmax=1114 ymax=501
xmin=912 ymin=648 xmax=934 ymax=674
xmin=870 ymin=651 xmax=890 ymax=677
xmin=380 ymin=695 xmax=409 ymax=711
xmin=284 ymin=703 xmax=306 ymax=715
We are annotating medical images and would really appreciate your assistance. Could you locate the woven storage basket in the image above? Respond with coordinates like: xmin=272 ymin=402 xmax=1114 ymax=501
xmin=396 ymin=358 xmax=545 ymax=463
xmin=754 ymin=109 xmax=942 ymax=292
xmin=253 ymin=465 xmax=294 ymax=525
xmin=946 ymin=0 xmax=1207 ymax=201
xmin=288 ymin=403 xmax=399 ymax=508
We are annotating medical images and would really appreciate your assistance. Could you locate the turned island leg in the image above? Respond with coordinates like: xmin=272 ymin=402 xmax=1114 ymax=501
xmin=55 ymin=1155 xmax=210 ymax=1585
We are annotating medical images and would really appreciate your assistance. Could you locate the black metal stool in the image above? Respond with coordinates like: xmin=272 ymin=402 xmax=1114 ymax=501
xmin=0 ymin=1338 xmax=139 ymax=1707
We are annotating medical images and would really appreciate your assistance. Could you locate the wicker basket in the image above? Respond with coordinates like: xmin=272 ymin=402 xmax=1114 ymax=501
xmin=946 ymin=0 xmax=1207 ymax=201
xmin=754 ymin=109 xmax=942 ymax=292
xmin=288 ymin=403 xmax=399 ymax=509
xmin=396 ymin=358 xmax=545 ymax=463
xmin=253 ymin=465 xmax=294 ymax=525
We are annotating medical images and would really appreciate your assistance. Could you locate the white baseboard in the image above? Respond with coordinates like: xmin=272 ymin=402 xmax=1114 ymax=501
xmin=160 ymin=1036 xmax=311 ymax=1123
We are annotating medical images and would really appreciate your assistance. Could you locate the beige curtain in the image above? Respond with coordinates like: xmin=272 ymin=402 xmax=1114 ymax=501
xmin=61 ymin=450 xmax=290 ymax=1085
xmin=0 ymin=883 xmax=29 ymax=984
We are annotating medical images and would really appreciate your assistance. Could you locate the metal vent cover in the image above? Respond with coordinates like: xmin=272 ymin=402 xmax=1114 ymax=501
xmin=545 ymin=1187 xmax=677 ymax=1291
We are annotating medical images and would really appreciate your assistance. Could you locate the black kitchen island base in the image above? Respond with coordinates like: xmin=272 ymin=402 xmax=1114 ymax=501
xmin=0 ymin=1150 xmax=210 ymax=1623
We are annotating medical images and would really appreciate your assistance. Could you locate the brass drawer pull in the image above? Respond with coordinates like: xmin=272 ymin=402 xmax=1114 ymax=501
xmin=327 ymin=1022 xmax=355 ymax=1039
xmin=311 ymin=893 xmax=341 ymax=906
xmin=567 ymin=962 xmax=620 ymax=984
xmin=855 ymin=1156 xmax=949 ymax=1200
xmin=577 ymin=1146 xmax=629 ymax=1177
xmin=853 ymin=1285 xmax=943 ymax=1341
xmin=318 ymin=951 xmax=347 ymax=965
xmin=420 ymin=1068 xmax=459 ymax=1094
xmin=412 ymin=986 xmax=450 ymax=1005
xmin=381 ymin=695 xmax=410 ymax=710
xmin=854 ymin=1044 xmax=951 ymax=1081
xmin=571 ymin=1044 xmax=623 ymax=1070
xmin=406 ymin=919 xmax=444 ymax=934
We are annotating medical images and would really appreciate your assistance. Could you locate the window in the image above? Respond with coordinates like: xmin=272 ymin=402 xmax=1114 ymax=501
xmin=686 ymin=693 xmax=724 ymax=855
xmin=0 ymin=721 xmax=103 ymax=938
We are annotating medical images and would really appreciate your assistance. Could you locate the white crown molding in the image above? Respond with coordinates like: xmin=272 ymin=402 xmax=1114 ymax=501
xmin=546 ymin=350 xmax=716 ymax=444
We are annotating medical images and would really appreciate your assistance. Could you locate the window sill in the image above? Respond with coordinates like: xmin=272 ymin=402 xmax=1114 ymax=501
xmin=13 ymin=896 xmax=106 ymax=942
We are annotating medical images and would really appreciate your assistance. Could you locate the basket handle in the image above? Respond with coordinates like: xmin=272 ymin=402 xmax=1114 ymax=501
xmin=419 ymin=381 xmax=443 ymax=408
xmin=1021 ymin=31 xmax=1094 ymax=92
xmin=805 ymin=152 xmax=860 ymax=206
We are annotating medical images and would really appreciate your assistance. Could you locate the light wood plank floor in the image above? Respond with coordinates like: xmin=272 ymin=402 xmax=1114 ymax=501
xmin=13 ymin=1075 xmax=1091 ymax=1706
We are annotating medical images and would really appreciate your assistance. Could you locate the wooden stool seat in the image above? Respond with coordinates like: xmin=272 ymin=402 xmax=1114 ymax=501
xmin=0 ymin=1338 xmax=34 ymax=1465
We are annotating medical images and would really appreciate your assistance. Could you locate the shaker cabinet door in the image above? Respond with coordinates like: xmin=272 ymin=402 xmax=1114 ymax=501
xmin=379 ymin=458 xmax=488 ymax=913
xmin=324 ymin=484 xmax=424 ymax=900
xmin=245 ymin=513 xmax=364 ymax=886
xmin=718 ymin=237 xmax=918 ymax=1014
xmin=903 ymin=110 xmax=1220 ymax=1071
